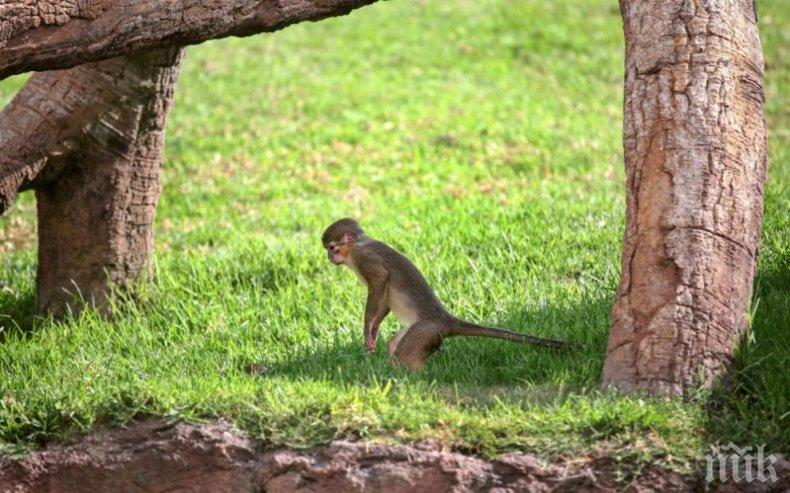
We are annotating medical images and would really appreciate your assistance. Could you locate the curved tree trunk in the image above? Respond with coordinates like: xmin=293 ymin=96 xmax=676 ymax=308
xmin=0 ymin=0 xmax=378 ymax=79
xmin=1 ymin=47 xmax=184 ymax=316
xmin=602 ymin=0 xmax=767 ymax=395
xmin=0 ymin=0 xmax=382 ymax=317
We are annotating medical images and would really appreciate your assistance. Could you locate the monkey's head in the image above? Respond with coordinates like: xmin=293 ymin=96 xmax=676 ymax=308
xmin=322 ymin=218 xmax=363 ymax=265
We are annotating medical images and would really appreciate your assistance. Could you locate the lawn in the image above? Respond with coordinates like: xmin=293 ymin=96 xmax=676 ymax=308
xmin=0 ymin=0 xmax=787 ymax=472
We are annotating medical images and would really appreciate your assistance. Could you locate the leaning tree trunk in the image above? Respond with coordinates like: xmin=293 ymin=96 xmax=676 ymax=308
xmin=0 ymin=1 xmax=381 ymax=317
xmin=602 ymin=0 xmax=767 ymax=395
xmin=0 ymin=47 xmax=184 ymax=316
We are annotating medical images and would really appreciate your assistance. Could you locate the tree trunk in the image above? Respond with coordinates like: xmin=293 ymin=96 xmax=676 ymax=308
xmin=0 ymin=0 xmax=382 ymax=214
xmin=0 ymin=0 xmax=378 ymax=79
xmin=0 ymin=0 xmax=384 ymax=317
xmin=3 ymin=47 xmax=184 ymax=316
xmin=602 ymin=0 xmax=767 ymax=395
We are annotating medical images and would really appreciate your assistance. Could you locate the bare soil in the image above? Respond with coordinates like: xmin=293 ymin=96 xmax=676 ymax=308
xmin=0 ymin=420 xmax=786 ymax=492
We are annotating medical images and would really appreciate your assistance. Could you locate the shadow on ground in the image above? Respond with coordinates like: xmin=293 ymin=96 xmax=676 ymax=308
xmin=262 ymin=295 xmax=612 ymax=389
xmin=704 ymin=263 xmax=790 ymax=453
xmin=0 ymin=289 xmax=37 ymax=342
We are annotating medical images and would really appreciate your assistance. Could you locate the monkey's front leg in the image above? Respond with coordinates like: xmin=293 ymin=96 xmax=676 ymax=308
xmin=364 ymin=281 xmax=390 ymax=353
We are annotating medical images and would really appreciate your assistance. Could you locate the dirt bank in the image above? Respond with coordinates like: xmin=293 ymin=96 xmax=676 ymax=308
xmin=0 ymin=420 xmax=786 ymax=492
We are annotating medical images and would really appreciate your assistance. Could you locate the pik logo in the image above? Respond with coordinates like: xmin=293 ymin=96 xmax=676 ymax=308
xmin=705 ymin=443 xmax=778 ymax=484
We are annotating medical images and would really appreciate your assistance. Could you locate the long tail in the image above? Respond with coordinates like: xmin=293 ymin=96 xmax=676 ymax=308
xmin=447 ymin=319 xmax=569 ymax=349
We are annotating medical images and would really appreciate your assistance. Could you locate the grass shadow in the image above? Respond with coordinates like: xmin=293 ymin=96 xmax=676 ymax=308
xmin=703 ymin=262 xmax=790 ymax=453
xmin=0 ymin=250 xmax=288 ymax=343
xmin=260 ymin=294 xmax=613 ymax=390
xmin=0 ymin=289 xmax=39 ymax=342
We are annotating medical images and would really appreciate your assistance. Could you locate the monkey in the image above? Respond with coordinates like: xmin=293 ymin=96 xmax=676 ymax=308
xmin=321 ymin=218 xmax=570 ymax=371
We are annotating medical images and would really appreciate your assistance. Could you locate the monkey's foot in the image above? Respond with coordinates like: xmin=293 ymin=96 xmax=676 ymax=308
xmin=366 ymin=325 xmax=379 ymax=353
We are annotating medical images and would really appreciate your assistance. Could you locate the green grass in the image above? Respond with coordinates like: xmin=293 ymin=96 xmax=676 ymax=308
xmin=0 ymin=0 xmax=787 ymax=471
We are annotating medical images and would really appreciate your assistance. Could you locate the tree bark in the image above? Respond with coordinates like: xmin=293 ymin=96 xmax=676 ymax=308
xmin=8 ymin=47 xmax=184 ymax=316
xmin=0 ymin=0 xmax=383 ymax=316
xmin=602 ymin=0 xmax=767 ymax=395
xmin=0 ymin=0 xmax=378 ymax=80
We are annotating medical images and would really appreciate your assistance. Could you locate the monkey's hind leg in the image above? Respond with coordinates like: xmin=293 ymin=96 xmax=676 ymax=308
xmin=386 ymin=328 xmax=408 ymax=358
xmin=391 ymin=321 xmax=444 ymax=372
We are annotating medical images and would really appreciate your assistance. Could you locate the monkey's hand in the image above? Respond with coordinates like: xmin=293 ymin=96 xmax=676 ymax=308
xmin=365 ymin=325 xmax=379 ymax=353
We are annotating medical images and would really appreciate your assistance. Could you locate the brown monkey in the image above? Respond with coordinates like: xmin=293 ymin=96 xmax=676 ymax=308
xmin=322 ymin=218 xmax=569 ymax=371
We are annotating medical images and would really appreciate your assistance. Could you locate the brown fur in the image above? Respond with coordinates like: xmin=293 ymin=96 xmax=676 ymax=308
xmin=322 ymin=218 xmax=570 ymax=371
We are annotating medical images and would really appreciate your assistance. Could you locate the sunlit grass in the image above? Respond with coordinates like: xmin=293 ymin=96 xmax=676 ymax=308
xmin=0 ymin=0 xmax=787 ymax=469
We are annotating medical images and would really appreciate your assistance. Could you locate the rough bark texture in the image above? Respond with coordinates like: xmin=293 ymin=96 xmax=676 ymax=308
xmin=0 ymin=0 xmax=384 ymax=316
xmin=602 ymin=0 xmax=767 ymax=395
xmin=0 ymin=47 xmax=184 ymax=315
xmin=0 ymin=420 xmax=717 ymax=493
xmin=0 ymin=0 xmax=378 ymax=80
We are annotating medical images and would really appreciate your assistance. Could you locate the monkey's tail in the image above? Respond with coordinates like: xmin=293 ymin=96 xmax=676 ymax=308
xmin=448 ymin=319 xmax=569 ymax=349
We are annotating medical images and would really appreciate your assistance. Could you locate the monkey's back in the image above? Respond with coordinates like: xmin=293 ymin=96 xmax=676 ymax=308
xmin=362 ymin=239 xmax=448 ymax=321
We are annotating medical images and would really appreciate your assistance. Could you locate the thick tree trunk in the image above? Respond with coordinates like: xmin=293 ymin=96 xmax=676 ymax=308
xmin=1 ymin=47 xmax=184 ymax=316
xmin=0 ymin=0 xmax=378 ymax=79
xmin=602 ymin=0 xmax=767 ymax=395
xmin=0 ymin=0 xmax=384 ymax=317
xmin=0 ymin=0 xmax=381 ymax=211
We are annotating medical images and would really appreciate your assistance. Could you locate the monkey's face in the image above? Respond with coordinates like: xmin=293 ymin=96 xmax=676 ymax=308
xmin=324 ymin=233 xmax=356 ymax=265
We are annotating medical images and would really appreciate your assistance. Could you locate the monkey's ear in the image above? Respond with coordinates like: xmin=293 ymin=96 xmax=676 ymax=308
xmin=342 ymin=232 xmax=357 ymax=243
